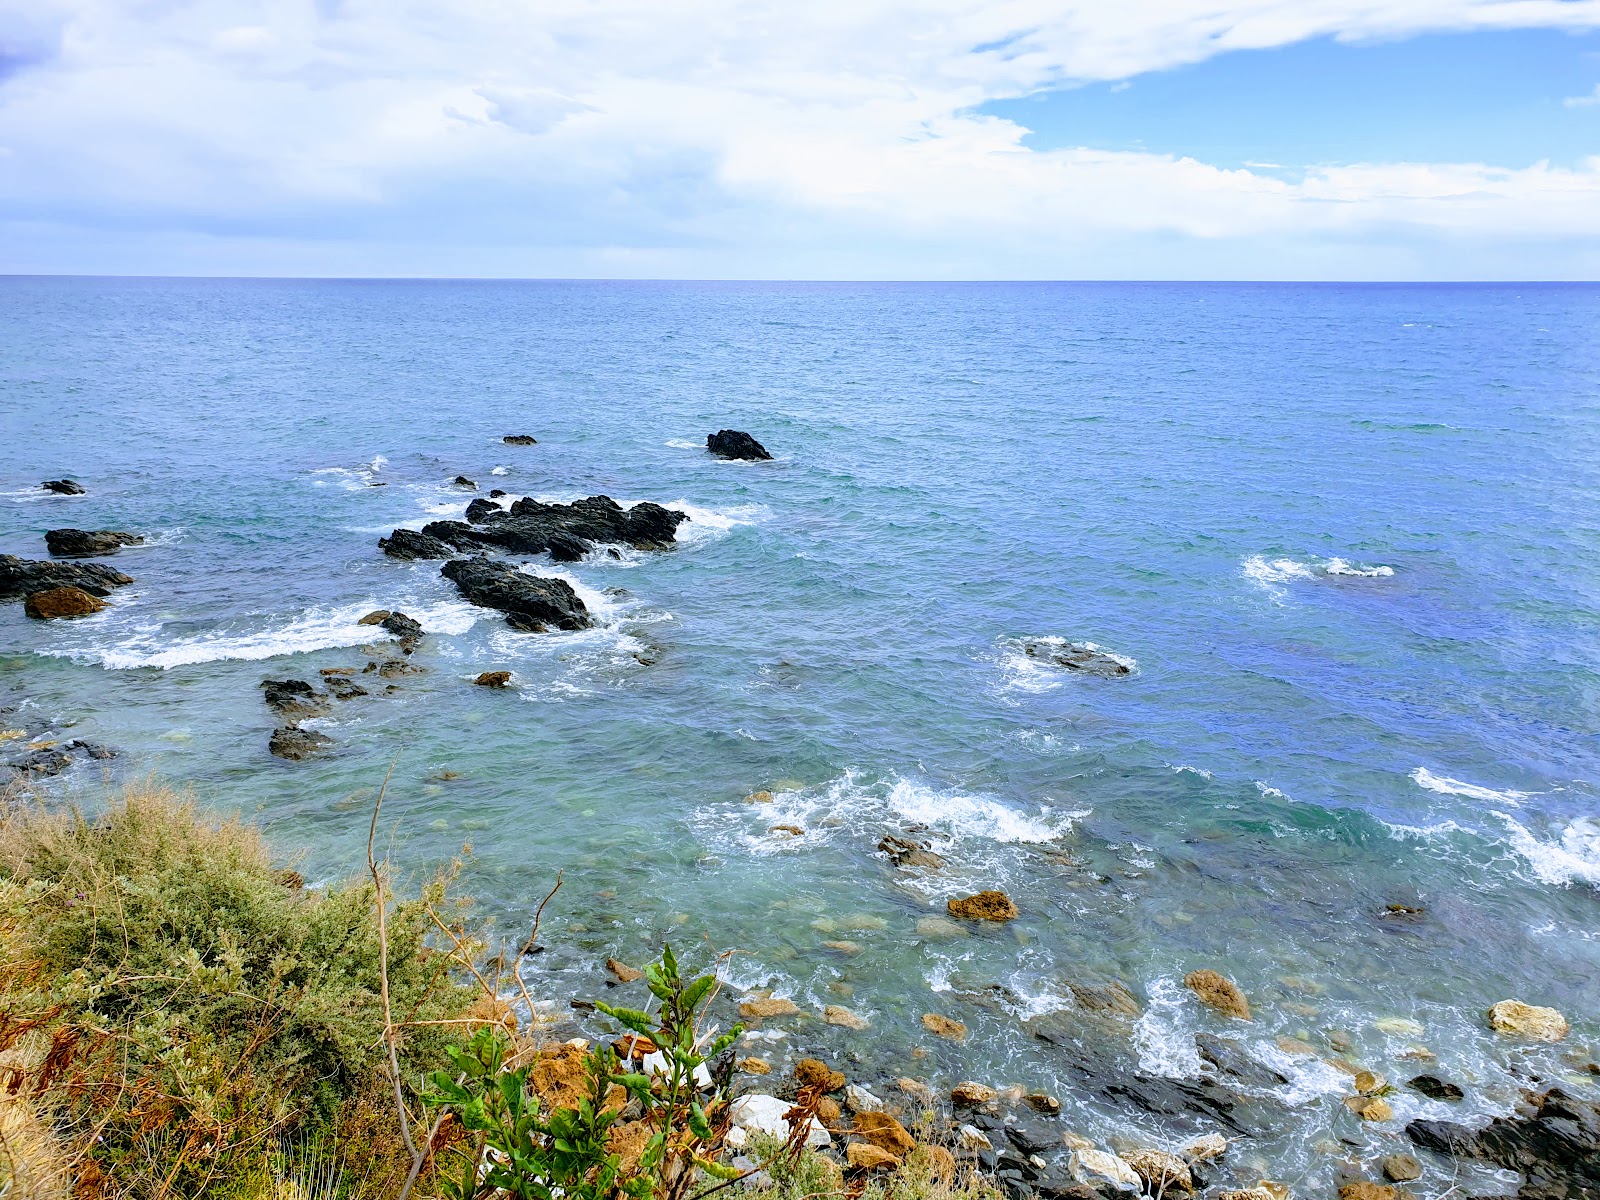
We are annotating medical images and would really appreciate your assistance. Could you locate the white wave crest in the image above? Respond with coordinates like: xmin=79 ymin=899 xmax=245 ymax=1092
xmin=1497 ymin=814 xmax=1600 ymax=887
xmin=1412 ymin=767 xmax=1532 ymax=805
xmin=887 ymin=778 xmax=1081 ymax=845
xmin=1243 ymin=554 xmax=1395 ymax=598
xmin=1325 ymin=558 xmax=1395 ymax=577
xmin=664 ymin=438 xmax=703 ymax=450
xmin=1133 ymin=977 xmax=1203 ymax=1078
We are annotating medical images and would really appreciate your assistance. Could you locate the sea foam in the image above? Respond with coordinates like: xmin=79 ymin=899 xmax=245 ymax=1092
xmin=1411 ymin=767 xmax=1531 ymax=804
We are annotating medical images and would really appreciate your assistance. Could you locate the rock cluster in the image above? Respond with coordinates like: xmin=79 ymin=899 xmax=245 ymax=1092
xmin=503 ymin=434 xmax=538 ymax=445
xmin=1019 ymin=639 xmax=1132 ymax=678
xmin=1407 ymin=1088 xmax=1600 ymax=1199
xmin=1 ymin=555 xmax=133 ymax=602
xmin=381 ymin=494 xmax=688 ymax=563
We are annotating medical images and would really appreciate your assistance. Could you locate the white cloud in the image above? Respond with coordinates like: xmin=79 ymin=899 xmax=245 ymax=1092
xmin=2 ymin=0 xmax=1600 ymax=276
xmin=1566 ymin=83 xmax=1600 ymax=106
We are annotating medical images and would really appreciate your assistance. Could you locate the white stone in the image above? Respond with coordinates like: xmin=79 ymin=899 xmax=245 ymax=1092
xmin=730 ymin=1094 xmax=832 ymax=1149
xmin=1072 ymin=1149 xmax=1141 ymax=1190
xmin=955 ymin=1124 xmax=992 ymax=1151
xmin=845 ymin=1084 xmax=884 ymax=1114
xmin=1182 ymin=1133 xmax=1229 ymax=1162
xmin=641 ymin=1050 xmax=712 ymax=1089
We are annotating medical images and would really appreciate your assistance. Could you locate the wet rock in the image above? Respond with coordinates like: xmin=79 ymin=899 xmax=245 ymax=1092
xmin=261 ymin=679 xmax=329 ymax=719
xmin=474 ymin=671 xmax=512 ymax=688
xmin=822 ymin=940 xmax=862 ymax=956
xmin=6 ymin=747 xmax=74 ymax=777
xmin=1020 ymin=639 xmax=1132 ymax=678
xmin=1354 ymin=1071 xmax=1387 ymax=1095
xmin=1181 ymin=1133 xmax=1228 ymax=1162
xmin=707 ymin=429 xmax=772 ymax=461
xmin=547 ymin=530 xmax=592 ymax=563
xmin=923 ymin=1014 xmax=967 ymax=1041
xmin=1337 ymin=1184 xmax=1407 ymax=1200
xmin=380 ymin=610 xmax=424 ymax=649
xmin=441 ymin=558 xmax=591 ymax=632
xmin=854 ymin=1111 xmax=916 ymax=1157
xmin=376 ymin=658 xmax=423 ymax=678
xmin=738 ymin=1056 xmax=772 ymax=1075
xmin=269 ymin=726 xmax=333 ymax=761
xmin=409 ymin=495 xmax=688 ymax=558
xmin=948 ymin=890 xmax=1019 ymax=921
xmin=465 ymin=497 xmax=504 ymax=523
xmin=916 ymin=916 xmax=967 ymax=939
xmin=1027 ymin=1093 xmax=1062 ymax=1115
xmin=878 ymin=834 xmax=945 ymax=869
xmin=796 ymin=1058 xmax=846 ymax=1091
xmin=503 ymin=434 xmax=538 ymax=445
xmin=606 ymin=958 xmax=642 ymax=983
xmin=952 ymin=1082 xmax=997 ymax=1106
xmin=1070 ymin=981 xmax=1143 ymax=1018
xmin=739 ymin=996 xmax=798 ymax=1020
xmin=0 ymin=555 xmax=133 ymax=601
xmin=1407 ymin=1088 xmax=1600 ymax=1200
xmin=67 ymin=740 xmax=115 ymax=760
xmin=1275 ymin=1036 xmax=1318 ymax=1058
xmin=41 ymin=479 xmax=85 ymax=495
xmin=1381 ymin=1154 xmax=1421 ymax=1183
xmin=44 ymin=529 xmax=143 ymax=557
xmin=378 ymin=528 xmax=460 ymax=560
xmin=24 ymin=587 xmax=106 ymax=619
xmin=325 ymin=677 xmax=367 ymax=700
xmin=847 ymin=1143 xmax=899 ymax=1171
xmin=357 ymin=610 xmax=391 ymax=625
xmin=1196 ymin=1033 xmax=1289 ymax=1089
xmin=1125 ymin=1149 xmax=1193 ymax=1194
xmin=1184 ymin=969 xmax=1252 ymax=1020
xmin=1345 ymin=1096 xmax=1394 ymax=1122
xmin=1487 ymin=1000 xmax=1569 ymax=1042
xmin=1071 ymin=1149 xmax=1140 ymax=1190
xmin=1406 ymin=1075 xmax=1464 ymax=1102
xmin=1006 ymin=1123 xmax=1061 ymax=1156
xmin=825 ymin=1005 xmax=871 ymax=1031
xmin=454 ymin=475 xmax=477 ymax=489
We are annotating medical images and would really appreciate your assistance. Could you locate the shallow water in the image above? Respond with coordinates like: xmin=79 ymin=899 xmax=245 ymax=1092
xmin=4 ymin=279 xmax=1599 ymax=1190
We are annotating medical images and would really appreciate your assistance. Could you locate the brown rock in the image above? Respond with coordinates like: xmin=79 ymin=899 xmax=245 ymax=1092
xmin=1354 ymin=1070 xmax=1387 ymax=1095
xmin=739 ymin=996 xmax=799 ymax=1019
xmin=1069 ymin=980 xmax=1142 ymax=1017
xmin=1275 ymin=1036 xmax=1318 ymax=1057
xmin=1184 ymin=969 xmax=1252 ymax=1020
xmin=24 ymin=586 xmax=105 ymax=619
xmin=922 ymin=1013 xmax=968 ymax=1041
xmin=817 ymin=1097 xmax=842 ymax=1125
xmin=847 ymin=1142 xmax=900 ymax=1171
xmin=950 ymin=1081 xmax=997 ymax=1106
xmin=853 ymin=1111 xmax=916 ymax=1157
xmin=907 ymin=1144 xmax=957 ymax=1183
xmin=1381 ymin=1154 xmax=1422 ymax=1183
xmin=1124 ymin=1149 xmax=1194 ymax=1194
xmin=1344 ymin=1096 xmax=1394 ymax=1121
xmin=746 ymin=790 xmax=774 ymax=803
xmin=474 ymin=670 xmax=513 ymax=688
xmin=738 ymin=1056 xmax=772 ymax=1075
xmin=796 ymin=1058 xmax=846 ymax=1091
xmin=824 ymin=1004 xmax=871 ymax=1030
xmin=947 ymin=890 xmax=1019 ymax=921
xmin=1026 ymin=1093 xmax=1062 ymax=1114
xmin=357 ymin=610 xmax=391 ymax=625
xmin=606 ymin=957 xmax=642 ymax=983
xmin=1339 ymin=1183 xmax=1407 ymax=1200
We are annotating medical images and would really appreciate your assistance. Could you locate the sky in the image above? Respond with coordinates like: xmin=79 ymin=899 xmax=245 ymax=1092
xmin=2 ymin=1 xmax=1600 ymax=279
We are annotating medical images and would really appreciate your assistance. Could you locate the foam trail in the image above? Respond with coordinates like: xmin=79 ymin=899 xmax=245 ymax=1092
xmin=1412 ymin=767 xmax=1531 ymax=804
xmin=1496 ymin=814 xmax=1600 ymax=887
xmin=887 ymin=778 xmax=1082 ymax=845
xmin=1325 ymin=558 xmax=1395 ymax=577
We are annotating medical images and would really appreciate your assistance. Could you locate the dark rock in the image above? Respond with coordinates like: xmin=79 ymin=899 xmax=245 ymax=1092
xmin=707 ymin=430 xmax=772 ymax=461
xmin=378 ymin=528 xmax=459 ymax=560
xmin=67 ymin=740 xmax=115 ymax=760
xmin=489 ymin=489 xmax=507 ymax=498
xmin=454 ymin=475 xmax=477 ymax=489
xmin=325 ymin=678 xmax=367 ymax=700
xmin=1005 ymin=1122 xmax=1059 ymax=1156
xmin=0 ymin=555 xmax=133 ymax=601
xmin=7 ymin=747 xmax=73 ymax=777
xmin=1067 ymin=981 xmax=1142 ymax=1018
xmin=414 ymin=495 xmax=688 ymax=556
xmin=1406 ymin=1089 xmax=1600 ymax=1200
xmin=1195 ymin=1032 xmax=1290 ymax=1089
xmin=1020 ymin=639 xmax=1132 ymax=678
xmin=25 ymin=587 xmax=105 ymax=619
xmin=440 ymin=558 xmax=592 ymax=632
xmin=269 ymin=726 xmax=333 ymax=761
xmin=465 ymin=497 xmax=504 ymax=523
xmin=45 ymin=529 xmax=144 ymax=558
xmin=546 ymin=531 xmax=592 ymax=562
xmin=377 ymin=659 xmax=424 ymax=678
xmin=260 ymin=679 xmax=329 ymax=719
xmin=878 ymin=834 xmax=945 ymax=869
xmin=380 ymin=611 xmax=424 ymax=649
xmin=503 ymin=435 xmax=538 ymax=445
xmin=474 ymin=671 xmax=512 ymax=688
xmin=1408 ymin=1075 xmax=1465 ymax=1102
xmin=41 ymin=479 xmax=85 ymax=495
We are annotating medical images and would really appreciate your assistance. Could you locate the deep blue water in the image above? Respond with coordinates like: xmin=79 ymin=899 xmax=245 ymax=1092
xmin=3 ymin=278 xmax=1599 ymax=1186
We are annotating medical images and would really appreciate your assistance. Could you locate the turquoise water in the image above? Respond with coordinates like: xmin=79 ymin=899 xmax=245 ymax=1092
xmin=3 ymin=279 xmax=1599 ymax=1188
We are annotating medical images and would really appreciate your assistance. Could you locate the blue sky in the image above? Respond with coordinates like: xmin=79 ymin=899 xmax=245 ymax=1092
xmin=2 ymin=2 xmax=1599 ymax=279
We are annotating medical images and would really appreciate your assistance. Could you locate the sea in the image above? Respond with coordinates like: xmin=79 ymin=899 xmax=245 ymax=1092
xmin=3 ymin=278 xmax=1598 ymax=1189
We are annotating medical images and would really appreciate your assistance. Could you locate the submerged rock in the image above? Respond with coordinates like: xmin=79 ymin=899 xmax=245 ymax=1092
xmin=948 ymin=890 xmax=1019 ymax=921
xmin=440 ymin=558 xmax=592 ymax=632
xmin=1069 ymin=980 xmax=1143 ymax=1018
xmin=380 ymin=610 xmax=424 ymax=650
xmin=922 ymin=1013 xmax=968 ymax=1041
xmin=24 ymin=587 xmax=105 ymax=619
xmin=1406 ymin=1075 xmax=1464 ymax=1102
xmin=1020 ymin=639 xmax=1132 ymax=678
xmin=878 ymin=834 xmax=944 ymax=869
xmin=707 ymin=429 xmax=772 ymax=461
xmin=1487 ymin=1000 xmax=1569 ymax=1042
xmin=0 ymin=555 xmax=133 ymax=601
xmin=1195 ymin=1033 xmax=1289 ymax=1089
xmin=503 ymin=434 xmax=538 ymax=445
xmin=1407 ymin=1088 xmax=1600 ymax=1199
xmin=269 ymin=725 xmax=332 ymax=761
xmin=1184 ymin=969 xmax=1252 ymax=1020
xmin=45 ymin=529 xmax=144 ymax=557
xmin=260 ymin=679 xmax=330 ymax=719
xmin=41 ymin=479 xmax=85 ymax=495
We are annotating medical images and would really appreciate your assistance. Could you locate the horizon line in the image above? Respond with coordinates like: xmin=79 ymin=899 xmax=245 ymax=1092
xmin=4 ymin=273 xmax=1599 ymax=286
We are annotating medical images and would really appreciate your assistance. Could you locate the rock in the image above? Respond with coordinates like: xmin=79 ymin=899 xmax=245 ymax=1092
xmin=707 ymin=429 xmax=772 ymax=461
xmin=44 ymin=529 xmax=143 ymax=558
xmin=0 ymin=554 xmax=132 ymax=601
xmin=845 ymin=1084 xmax=883 ymax=1113
xmin=67 ymin=740 xmax=115 ymax=760
xmin=922 ymin=1014 xmax=968 ymax=1041
xmin=910 ymin=1145 xmax=958 ymax=1183
xmin=847 ymin=1143 xmax=899 ymax=1171
xmin=503 ymin=434 xmax=538 ymax=445
xmin=854 ymin=1111 xmax=916 ymax=1157
xmin=822 ymin=940 xmax=862 ymax=956
xmin=729 ymin=1094 xmax=830 ymax=1149
xmin=357 ymin=610 xmax=391 ymax=625
xmin=6 ymin=747 xmax=74 ymax=777
xmin=547 ymin=530 xmax=592 ymax=562
xmin=1061 ymin=1133 xmax=1095 ymax=1152
xmin=878 ymin=834 xmax=945 ymax=869
xmin=1069 ymin=981 xmax=1143 ymax=1018
xmin=269 ymin=726 xmax=333 ymax=761
xmin=1407 ymin=1088 xmax=1600 ymax=1199
xmin=1070 ymin=1149 xmax=1140 ymax=1189
xmin=260 ymin=679 xmax=329 ymax=719
xmin=474 ymin=671 xmax=513 ymax=688
xmin=1027 ymin=1093 xmax=1062 ymax=1114
xmin=1372 ymin=1017 xmax=1425 ymax=1037
xmin=1195 ymin=1033 xmax=1289 ymax=1088
xmin=738 ymin=997 xmax=799 ymax=1019
xmin=1344 ymin=1096 xmax=1393 ymax=1121
xmin=380 ymin=610 xmax=424 ymax=649
xmin=1487 ymin=1000 xmax=1569 ymax=1042
xmin=465 ymin=497 xmax=504 ymax=523
xmin=1180 ymin=1134 xmax=1228 ymax=1162
xmin=440 ymin=558 xmax=591 ymax=632
xmin=948 ymin=890 xmax=1019 ymax=921
xmin=1354 ymin=1070 xmax=1386 ymax=1095
xmin=41 ymin=479 xmax=86 ymax=495
xmin=817 ymin=1095 xmax=842 ymax=1125
xmin=1124 ymin=1149 xmax=1193 ymax=1194
xmin=606 ymin=958 xmax=642 ymax=983
xmin=1218 ymin=1191 xmax=1278 ymax=1200
xmin=454 ymin=475 xmax=478 ymax=489
xmin=898 ymin=1078 xmax=935 ymax=1102
xmin=1380 ymin=1154 xmax=1421 ymax=1183
xmin=955 ymin=1124 xmax=993 ymax=1152
xmin=1337 ymin=1184 xmax=1405 ymax=1200
xmin=952 ymin=1082 xmax=997 ymax=1106
xmin=24 ymin=586 xmax=105 ymax=619
xmin=796 ymin=1059 xmax=845 ymax=1091
xmin=916 ymin=916 xmax=967 ymax=939
xmin=746 ymin=790 xmax=774 ymax=804
xmin=738 ymin=1057 xmax=772 ymax=1075
xmin=376 ymin=659 xmax=423 ymax=678
xmin=1184 ymin=969 xmax=1251 ymax=1020
xmin=1275 ymin=1036 xmax=1318 ymax=1057
xmin=825 ymin=1005 xmax=871 ymax=1031
xmin=325 ymin=677 xmax=367 ymax=700
xmin=1406 ymin=1075 xmax=1464 ymax=1102
xmin=1006 ymin=1123 xmax=1060 ymax=1156
xmin=1020 ymin=639 xmax=1133 ymax=678
xmin=401 ymin=495 xmax=689 ymax=559
xmin=378 ymin=529 xmax=460 ymax=560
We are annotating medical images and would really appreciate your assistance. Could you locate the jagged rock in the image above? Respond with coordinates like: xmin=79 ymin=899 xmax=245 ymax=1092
xmin=848 ymin=1143 xmax=899 ymax=1171
xmin=547 ymin=530 xmax=592 ymax=562
xmin=1487 ymin=1000 xmax=1569 ymax=1042
xmin=948 ymin=890 xmax=1019 ymax=921
xmin=357 ymin=610 xmax=391 ymax=625
xmin=825 ymin=1005 xmax=871 ymax=1031
xmin=922 ymin=1013 xmax=967 ymax=1041
xmin=738 ymin=996 xmax=799 ymax=1019
xmin=1407 ymin=1075 xmax=1464 ymax=1102
xmin=1381 ymin=1154 xmax=1422 ymax=1183
xmin=378 ymin=528 xmax=459 ymax=560
xmin=951 ymin=1082 xmax=997 ymax=1106
xmin=0 ymin=555 xmax=132 ymax=601
xmin=474 ymin=671 xmax=512 ymax=688
xmin=6 ymin=747 xmax=73 ymax=777
xmin=796 ymin=1059 xmax=846 ymax=1091
xmin=465 ymin=497 xmax=504 ymax=523
xmin=440 ymin=558 xmax=591 ymax=632
xmin=707 ymin=429 xmax=772 ymax=461
xmin=854 ymin=1111 xmax=916 ymax=1157
xmin=25 ymin=587 xmax=105 ymax=619
xmin=379 ymin=611 xmax=424 ymax=650
xmin=1124 ymin=1149 xmax=1193 ymax=1194
xmin=45 ymin=529 xmax=143 ymax=557
xmin=261 ymin=679 xmax=329 ymax=719
xmin=606 ymin=958 xmax=642 ymax=983
xmin=1408 ymin=1089 xmax=1600 ymax=1200
xmin=1196 ymin=1033 xmax=1289 ymax=1088
xmin=325 ymin=677 xmax=366 ymax=700
xmin=878 ymin=834 xmax=944 ymax=869
xmin=406 ymin=495 xmax=687 ymax=559
xmin=269 ymin=726 xmax=332 ymax=761
xmin=503 ymin=434 xmax=538 ymax=445
xmin=40 ymin=479 xmax=85 ymax=495
xmin=453 ymin=475 xmax=477 ymax=489
xmin=1184 ymin=969 xmax=1251 ymax=1020
xmin=1338 ymin=1184 xmax=1407 ymax=1200
xmin=1020 ymin=639 xmax=1132 ymax=678
xmin=68 ymin=740 xmax=115 ymax=760
xmin=1070 ymin=981 xmax=1143 ymax=1017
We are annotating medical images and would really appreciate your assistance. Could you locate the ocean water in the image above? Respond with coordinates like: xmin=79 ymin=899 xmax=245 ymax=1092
xmin=3 ymin=278 xmax=1599 ymax=1188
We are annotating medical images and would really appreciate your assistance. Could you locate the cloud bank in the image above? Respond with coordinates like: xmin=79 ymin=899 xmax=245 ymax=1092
xmin=3 ymin=0 xmax=1600 ymax=277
